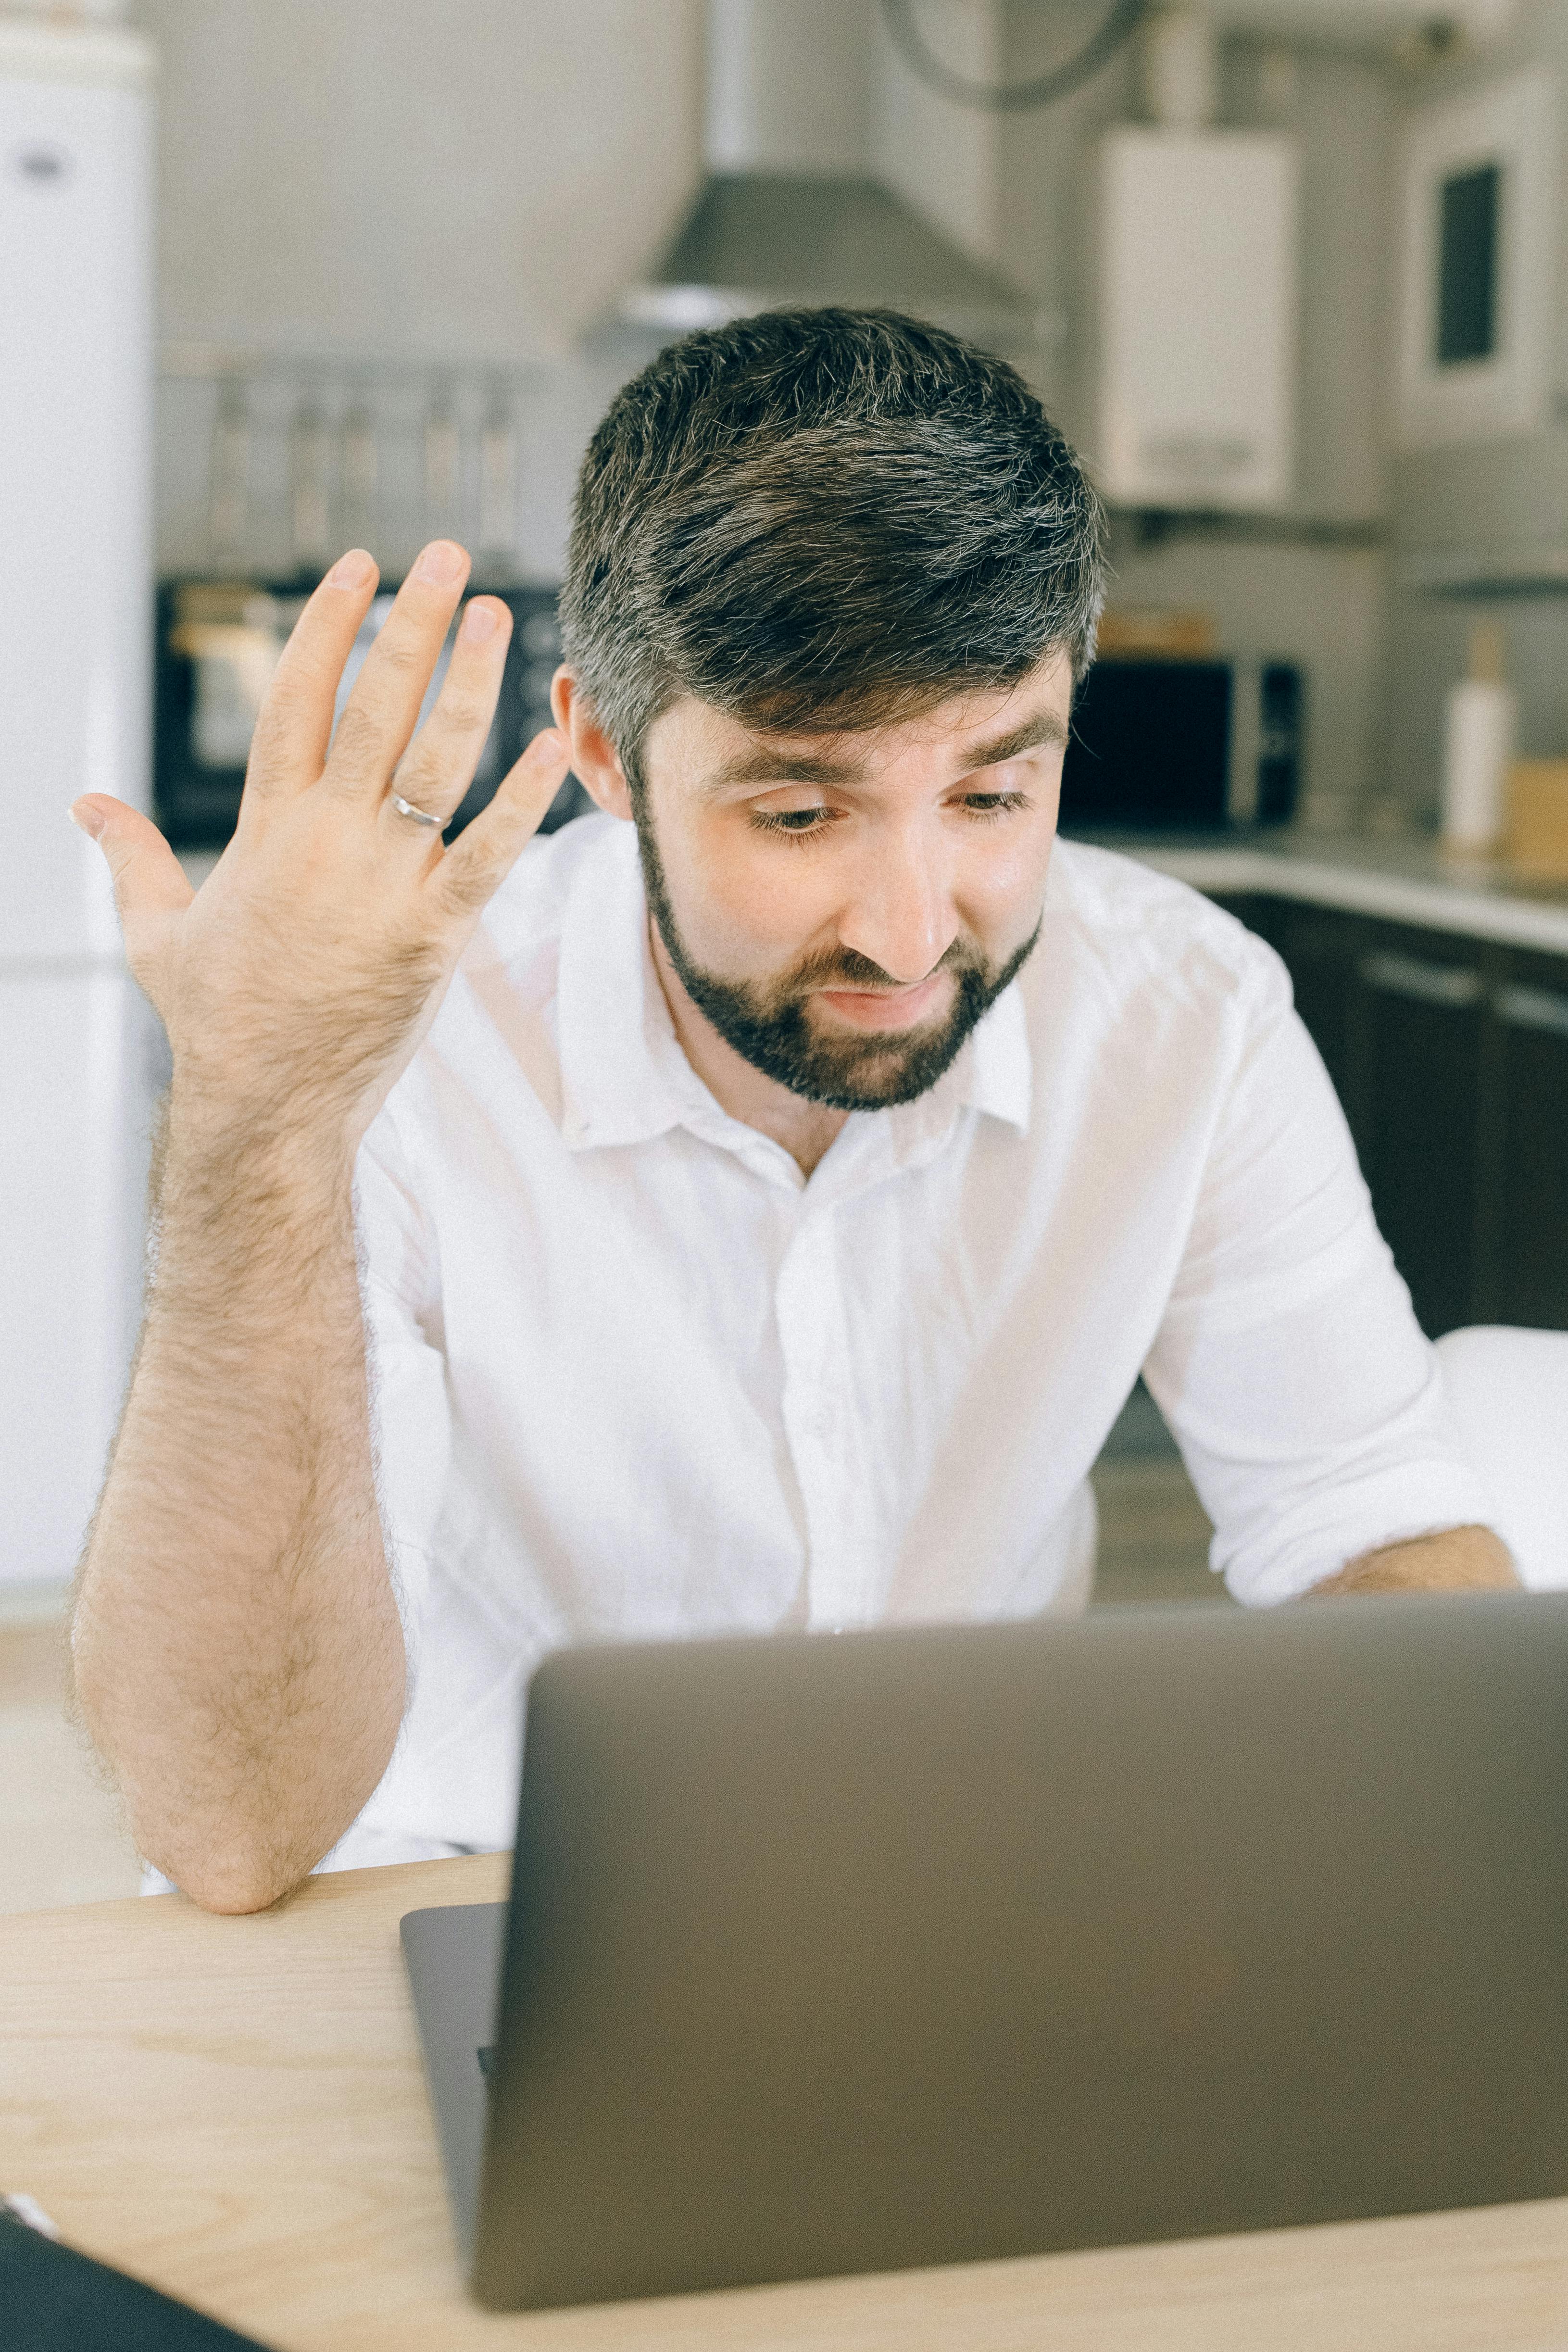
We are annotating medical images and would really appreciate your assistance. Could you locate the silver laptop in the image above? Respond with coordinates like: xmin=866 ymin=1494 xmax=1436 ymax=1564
xmin=402 ymin=1592 xmax=1568 ymax=2312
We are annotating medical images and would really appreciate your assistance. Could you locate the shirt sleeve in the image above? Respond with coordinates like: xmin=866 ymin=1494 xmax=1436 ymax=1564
xmin=1143 ymin=936 xmax=1494 ymax=1605
xmin=354 ymin=1108 xmax=452 ymax=1676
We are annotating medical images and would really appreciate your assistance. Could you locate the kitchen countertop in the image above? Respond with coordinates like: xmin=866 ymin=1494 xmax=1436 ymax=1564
xmin=1077 ymin=830 xmax=1568 ymax=957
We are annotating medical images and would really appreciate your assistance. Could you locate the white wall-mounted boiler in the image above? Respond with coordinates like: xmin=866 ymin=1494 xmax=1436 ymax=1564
xmin=1094 ymin=124 xmax=1299 ymax=512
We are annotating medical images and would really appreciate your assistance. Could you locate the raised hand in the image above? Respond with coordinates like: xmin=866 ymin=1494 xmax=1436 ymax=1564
xmin=68 ymin=542 xmax=577 ymax=1911
xmin=72 ymin=541 xmax=571 ymax=1151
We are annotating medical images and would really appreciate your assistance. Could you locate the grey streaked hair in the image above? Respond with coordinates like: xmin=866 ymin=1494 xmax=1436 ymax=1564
xmin=559 ymin=307 xmax=1105 ymax=794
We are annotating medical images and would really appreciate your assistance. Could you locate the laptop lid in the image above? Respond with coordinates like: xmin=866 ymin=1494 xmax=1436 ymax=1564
xmin=416 ymin=1594 xmax=1568 ymax=2311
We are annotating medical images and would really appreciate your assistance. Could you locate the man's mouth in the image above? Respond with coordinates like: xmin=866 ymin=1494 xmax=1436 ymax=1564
xmin=814 ymin=973 xmax=950 ymax=1033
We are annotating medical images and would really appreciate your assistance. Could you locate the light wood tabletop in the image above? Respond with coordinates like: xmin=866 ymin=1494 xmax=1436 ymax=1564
xmin=3 ymin=1853 xmax=1567 ymax=2350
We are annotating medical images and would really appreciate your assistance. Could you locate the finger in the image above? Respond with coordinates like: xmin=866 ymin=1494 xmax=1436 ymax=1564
xmin=241 ymin=549 xmax=380 ymax=806
xmin=322 ymin=539 xmax=472 ymax=803
xmin=383 ymin=597 xmax=514 ymax=834
xmin=435 ymin=730 xmax=572 ymax=919
xmin=71 ymin=796 xmax=193 ymax=958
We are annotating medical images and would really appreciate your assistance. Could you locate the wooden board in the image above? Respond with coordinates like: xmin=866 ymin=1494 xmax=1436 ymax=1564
xmin=3 ymin=1855 xmax=1567 ymax=2349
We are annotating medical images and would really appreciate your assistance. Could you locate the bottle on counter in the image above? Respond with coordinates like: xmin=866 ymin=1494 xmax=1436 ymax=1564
xmin=1441 ymin=621 xmax=1515 ymax=855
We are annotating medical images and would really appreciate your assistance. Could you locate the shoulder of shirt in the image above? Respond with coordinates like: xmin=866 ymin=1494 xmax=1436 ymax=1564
xmin=1026 ymin=839 xmax=1290 ymax=1020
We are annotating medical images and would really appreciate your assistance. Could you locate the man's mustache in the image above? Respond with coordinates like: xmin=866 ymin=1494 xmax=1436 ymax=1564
xmin=778 ymin=939 xmax=979 ymax=995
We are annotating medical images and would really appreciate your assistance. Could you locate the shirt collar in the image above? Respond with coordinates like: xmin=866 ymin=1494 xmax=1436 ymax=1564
xmin=554 ymin=816 xmax=1033 ymax=1163
xmin=556 ymin=819 xmax=694 ymax=1153
xmin=959 ymin=974 xmax=1032 ymax=1135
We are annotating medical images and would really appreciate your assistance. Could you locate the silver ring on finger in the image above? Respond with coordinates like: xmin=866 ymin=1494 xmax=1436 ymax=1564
xmin=389 ymin=792 xmax=443 ymax=829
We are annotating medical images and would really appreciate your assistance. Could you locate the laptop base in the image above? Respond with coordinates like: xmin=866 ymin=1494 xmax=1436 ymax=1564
xmin=400 ymin=1901 xmax=506 ymax=2260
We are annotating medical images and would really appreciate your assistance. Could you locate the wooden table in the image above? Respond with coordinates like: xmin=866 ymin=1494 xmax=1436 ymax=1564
xmin=4 ymin=1855 xmax=1567 ymax=2350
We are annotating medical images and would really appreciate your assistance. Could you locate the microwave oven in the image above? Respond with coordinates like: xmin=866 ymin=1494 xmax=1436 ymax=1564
xmin=153 ymin=578 xmax=587 ymax=851
xmin=1059 ymin=655 xmax=1302 ymax=832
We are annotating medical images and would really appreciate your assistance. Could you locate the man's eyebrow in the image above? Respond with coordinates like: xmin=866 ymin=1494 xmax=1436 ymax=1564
xmin=700 ymin=706 xmax=1067 ymax=796
xmin=958 ymin=709 xmax=1070 ymax=770
xmin=702 ymin=746 xmax=866 ymax=794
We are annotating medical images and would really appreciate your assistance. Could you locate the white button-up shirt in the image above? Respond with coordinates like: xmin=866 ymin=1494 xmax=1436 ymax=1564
xmin=336 ymin=813 xmax=1487 ymax=1867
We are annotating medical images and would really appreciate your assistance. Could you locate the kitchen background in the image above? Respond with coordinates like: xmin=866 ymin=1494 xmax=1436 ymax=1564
xmin=137 ymin=0 xmax=1562 ymax=836
xmin=8 ymin=0 xmax=1568 ymax=1900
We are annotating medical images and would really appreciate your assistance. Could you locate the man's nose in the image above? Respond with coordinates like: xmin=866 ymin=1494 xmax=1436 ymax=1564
xmin=836 ymin=834 xmax=958 ymax=986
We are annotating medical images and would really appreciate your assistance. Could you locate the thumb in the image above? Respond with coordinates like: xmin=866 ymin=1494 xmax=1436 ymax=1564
xmin=71 ymin=797 xmax=194 ymax=937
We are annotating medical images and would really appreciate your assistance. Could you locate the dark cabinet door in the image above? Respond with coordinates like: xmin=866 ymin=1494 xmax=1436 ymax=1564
xmin=1209 ymin=886 xmax=1568 ymax=1337
xmin=1351 ymin=936 xmax=1487 ymax=1338
xmin=1489 ymin=962 xmax=1568 ymax=1330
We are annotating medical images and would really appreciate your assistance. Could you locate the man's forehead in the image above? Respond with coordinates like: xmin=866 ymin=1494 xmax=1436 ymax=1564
xmin=652 ymin=651 xmax=1074 ymax=788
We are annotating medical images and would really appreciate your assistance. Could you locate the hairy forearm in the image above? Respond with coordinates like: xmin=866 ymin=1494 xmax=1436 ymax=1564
xmin=70 ymin=1106 xmax=404 ymax=1912
xmin=1308 ymin=1523 xmax=1519 ymax=1600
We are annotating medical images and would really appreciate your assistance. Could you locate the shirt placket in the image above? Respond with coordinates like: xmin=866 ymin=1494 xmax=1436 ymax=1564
xmin=774 ymin=1207 xmax=870 ymax=1632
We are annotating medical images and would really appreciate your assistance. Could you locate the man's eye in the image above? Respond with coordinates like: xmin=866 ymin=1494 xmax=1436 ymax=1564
xmin=960 ymin=790 xmax=1029 ymax=819
xmin=753 ymin=807 xmax=833 ymax=838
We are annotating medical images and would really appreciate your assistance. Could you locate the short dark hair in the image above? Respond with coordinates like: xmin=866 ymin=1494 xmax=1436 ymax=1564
xmin=559 ymin=308 xmax=1104 ymax=790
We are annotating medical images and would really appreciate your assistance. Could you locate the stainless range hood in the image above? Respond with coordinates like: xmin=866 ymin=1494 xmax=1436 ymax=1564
xmin=622 ymin=172 xmax=1046 ymax=348
xmin=616 ymin=0 xmax=1054 ymax=353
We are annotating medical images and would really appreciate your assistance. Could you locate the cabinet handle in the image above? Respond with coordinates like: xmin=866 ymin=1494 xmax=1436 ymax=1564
xmin=1497 ymin=982 xmax=1568 ymax=1038
xmin=1358 ymin=951 xmax=1483 ymax=1008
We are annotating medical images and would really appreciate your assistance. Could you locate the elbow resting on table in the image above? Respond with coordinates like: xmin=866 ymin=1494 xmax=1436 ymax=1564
xmin=157 ymin=1849 xmax=325 ymax=1917
xmin=70 ymin=1628 xmax=406 ymax=1918
xmin=131 ymin=1794 xmax=380 ymax=1918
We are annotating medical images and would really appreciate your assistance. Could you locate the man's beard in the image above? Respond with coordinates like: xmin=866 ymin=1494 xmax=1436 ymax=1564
xmin=634 ymin=815 xmax=1041 ymax=1113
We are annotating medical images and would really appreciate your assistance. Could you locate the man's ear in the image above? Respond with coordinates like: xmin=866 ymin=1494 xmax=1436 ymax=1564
xmin=551 ymin=669 xmax=634 ymax=822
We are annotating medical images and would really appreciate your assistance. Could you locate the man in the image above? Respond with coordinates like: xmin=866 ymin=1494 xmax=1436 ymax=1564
xmin=69 ymin=311 xmax=1512 ymax=1915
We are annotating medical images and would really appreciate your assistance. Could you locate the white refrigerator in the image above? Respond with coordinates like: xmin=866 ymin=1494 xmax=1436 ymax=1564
xmin=0 ymin=18 xmax=154 ymax=1595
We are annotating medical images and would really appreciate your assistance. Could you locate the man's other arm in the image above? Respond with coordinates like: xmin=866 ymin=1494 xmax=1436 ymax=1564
xmin=1310 ymin=1522 xmax=1519 ymax=1598
xmin=1142 ymin=925 xmax=1517 ymax=1608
